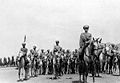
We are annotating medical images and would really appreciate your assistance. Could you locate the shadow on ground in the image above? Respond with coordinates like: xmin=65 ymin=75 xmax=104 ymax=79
xmin=72 ymin=80 xmax=84 ymax=83
xmin=112 ymin=74 xmax=120 ymax=76
xmin=89 ymin=75 xmax=102 ymax=78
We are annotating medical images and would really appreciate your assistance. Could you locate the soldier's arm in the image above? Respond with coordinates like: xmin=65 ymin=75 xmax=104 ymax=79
xmin=19 ymin=48 xmax=22 ymax=53
xmin=86 ymin=33 xmax=92 ymax=43
xmin=79 ymin=33 xmax=83 ymax=48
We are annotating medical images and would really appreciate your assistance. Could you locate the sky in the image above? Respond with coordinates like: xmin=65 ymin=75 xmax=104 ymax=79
xmin=0 ymin=0 xmax=120 ymax=58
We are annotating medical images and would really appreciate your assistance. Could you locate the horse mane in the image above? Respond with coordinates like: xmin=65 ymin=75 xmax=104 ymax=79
xmin=89 ymin=41 xmax=95 ymax=56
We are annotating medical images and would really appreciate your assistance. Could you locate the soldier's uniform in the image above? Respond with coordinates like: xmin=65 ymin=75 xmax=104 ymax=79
xmin=79 ymin=33 xmax=92 ymax=48
xmin=54 ymin=45 xmax=61 ymax=53
xmin=40 ymin=49 xmax=45 ymax=59
xmin=20 ymin=48 xmax=28 ymax=57
xmin=19 ymin=43 xmax=28 ymax=62
xmin=79 ymin=25 xmax=92 ymax=59
xmin=53 ymin=41 xmax=62 ymax=57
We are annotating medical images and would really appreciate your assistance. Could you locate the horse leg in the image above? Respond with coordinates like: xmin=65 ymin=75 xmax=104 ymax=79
xmin=31 ymin=67 xmax=32 ymax=77
xmin=118 ymin=64 xmax=120 ymax=75
xmin=18 ymin=68 xmax=21 ymax=80
xmin=21 ymin=68 xmax=23 ymax=80
xmin=79 ymin=74 xmax=82 ymax=82
xmin=92 ymin=73 xmax=95 ymax=83
xmin=98 ymin=63 xmax=100 ymax=77
xmin=83 ymin=73 xmax=87 ymax=83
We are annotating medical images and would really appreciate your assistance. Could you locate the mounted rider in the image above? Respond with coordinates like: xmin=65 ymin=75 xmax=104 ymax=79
xmin=19 ymin=42 xmax=29 ymax=80
xmin=53 ymin=41 xmax=62 ymax=79
xmin=40 ymin=49 xmax=45 ymax=59
xmin=19 ymin=42 xmax=28 ymax=61
xmin=32 ymin=46 xmax=39 ymax=58
xmin=79 ymin=25 xmax=92 ymax=60
xmin=53 ymin=41 xmax=62 ymax=56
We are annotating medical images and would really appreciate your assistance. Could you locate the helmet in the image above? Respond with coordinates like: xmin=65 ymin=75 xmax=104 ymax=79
xmin=83 ymin=25 xmax=89 ymax=29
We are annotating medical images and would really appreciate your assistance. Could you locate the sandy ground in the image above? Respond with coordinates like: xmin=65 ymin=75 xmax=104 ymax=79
xmin=0 ymin=67 xmax=120 ymax=83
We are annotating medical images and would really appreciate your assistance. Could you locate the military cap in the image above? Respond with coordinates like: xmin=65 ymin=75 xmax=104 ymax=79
xmin=83 ymin=25 xmax=89 ymax=29
xmin=56 ymin=40 xmax=59 ymax=43
xmin=22 ymin=42 xmax=26 ymax=45
xmin=41 ymin=49 xmax=44 ymax=51
xmin=33 ymin=45 xmax=37 ymax=48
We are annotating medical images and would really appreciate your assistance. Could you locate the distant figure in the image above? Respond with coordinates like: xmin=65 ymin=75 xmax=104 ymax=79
xmin=53 ymin=41 xmax=62 ymax=54
xmin=53 ymin=41 xmax=62 ymax=79
xmin=18 ymin=42 xmax=29 ymax=80
xmin=31 ymin=45 xmax=39 ymax=76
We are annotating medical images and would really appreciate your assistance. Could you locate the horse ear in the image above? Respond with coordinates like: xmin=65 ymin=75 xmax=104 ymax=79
xmin=96 ymin=38 xmax=99 ymax=42
xmin=93 ymin=37 xmax=95 ymax=41
xmin=99 ymin=38 xmax=102 ymax=43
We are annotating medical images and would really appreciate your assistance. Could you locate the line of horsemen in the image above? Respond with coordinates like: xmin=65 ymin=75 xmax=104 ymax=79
xmin=16 ymin=25 xmax=120 ymax=82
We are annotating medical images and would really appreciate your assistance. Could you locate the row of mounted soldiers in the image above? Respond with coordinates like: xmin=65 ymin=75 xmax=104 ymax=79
xmin=17 ymin=25 xmax=120 ymax=80
xmin=17 ymin=40 xmax=80 ymax=79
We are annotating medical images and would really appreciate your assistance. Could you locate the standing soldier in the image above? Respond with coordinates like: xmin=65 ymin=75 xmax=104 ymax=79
xmin=79 ymin=25 xmax=92 ymax=60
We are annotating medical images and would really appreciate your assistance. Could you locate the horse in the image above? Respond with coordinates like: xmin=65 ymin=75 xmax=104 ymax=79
xmin=99 ymin=48 xmax=107 ymax=73
xmin=112 ymin=54 xmax=118 ymax=74
xmin=78 ymin=38 xmax=101 ymax=83
xmin=117 ymin=53 xmax=120 ymax=75
xmin=28 ymin=52 xmax=34 ymax=77
xmin=17 ymin=52 xmax=26 ymax=80
xmin=32 ymin=56 xmax=39 ymax=77
xmin=93 ymin=38 xmax=105 ymax=76
xmin=52 ymin=52 xmax=61 ymax=79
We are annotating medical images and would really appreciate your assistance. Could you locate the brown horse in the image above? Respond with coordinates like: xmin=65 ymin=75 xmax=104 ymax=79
xmin=78 ymin=38 xmax=100 ymax=83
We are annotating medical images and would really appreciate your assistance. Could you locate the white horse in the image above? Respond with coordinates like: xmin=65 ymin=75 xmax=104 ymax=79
xmin=17 ymin=52 xmax=25 ymax=80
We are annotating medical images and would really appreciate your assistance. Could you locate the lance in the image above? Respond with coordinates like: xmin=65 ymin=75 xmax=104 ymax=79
xmin=24 ymin=35 xmax=26 ymax=42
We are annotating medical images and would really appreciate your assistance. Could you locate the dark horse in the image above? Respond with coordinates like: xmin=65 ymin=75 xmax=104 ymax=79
xmin=78 ymin=38 xmax=99 ymax=83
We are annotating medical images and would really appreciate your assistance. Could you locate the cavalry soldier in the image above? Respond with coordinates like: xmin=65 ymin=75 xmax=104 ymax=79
xmin=32 ymin=46 xmax=38 ymax=58
xmin=53 ymin=41 xmax=62 ymax=54
xmin=19 ymin=42 xmax=29 ymax=80
xmin=53 ymin=41 xmax=62 ymax=79
xmin=79 ymin=25 xmax=92 ymax=60
xmin=40 ymin=49 xmax=45 ymax=59
xmin=19 ymin=42 xmax=28 ymax=57
xmin=31 ymin=45 xmax=39 ymax=76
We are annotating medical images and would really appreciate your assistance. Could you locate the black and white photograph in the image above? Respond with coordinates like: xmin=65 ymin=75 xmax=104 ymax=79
xmin=0 ymin=0 xmax=120 ymax=83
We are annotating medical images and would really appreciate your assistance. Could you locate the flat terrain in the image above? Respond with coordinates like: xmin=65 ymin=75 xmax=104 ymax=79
xmin=0 ymin=67 xmax=120 ymax=83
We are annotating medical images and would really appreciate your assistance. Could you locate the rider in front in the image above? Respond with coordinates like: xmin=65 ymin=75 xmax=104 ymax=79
xmin=79 ymin=25 xmax=92 ymax=82
xmin=19 ymin=42 xmax=29 ymax=80
xmin=79 ymin=25 xmax=92 ymax=60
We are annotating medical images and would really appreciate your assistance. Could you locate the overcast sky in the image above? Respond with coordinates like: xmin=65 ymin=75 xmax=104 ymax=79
xmin=0 ymin=0 xmax=120 ymax=58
